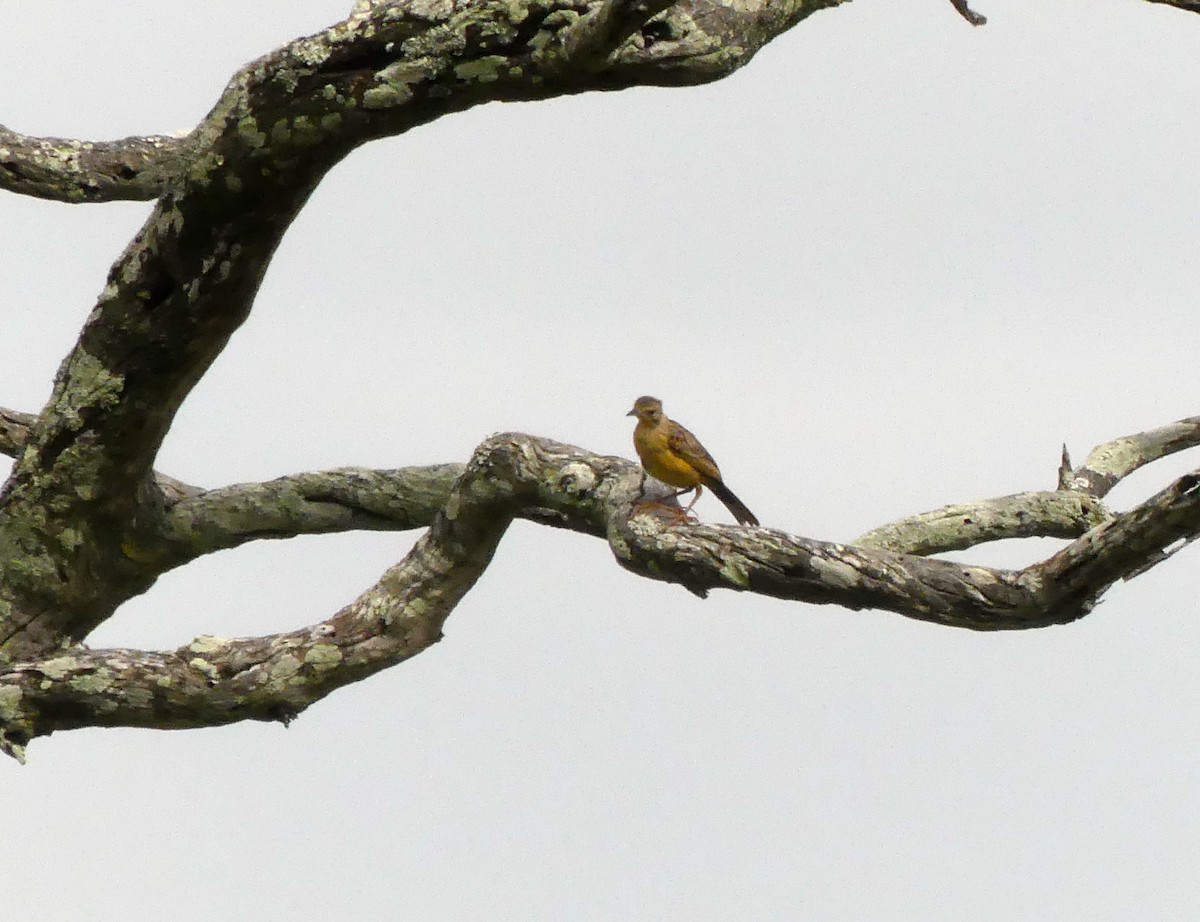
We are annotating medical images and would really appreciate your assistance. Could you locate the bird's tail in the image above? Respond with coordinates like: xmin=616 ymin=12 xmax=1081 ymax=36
xmin=707 ymin=478 xmax=759 ymax=526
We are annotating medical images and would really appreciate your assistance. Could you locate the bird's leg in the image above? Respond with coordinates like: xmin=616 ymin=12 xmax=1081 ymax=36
xmin=657 ymin=485 xmax=700 ymax=521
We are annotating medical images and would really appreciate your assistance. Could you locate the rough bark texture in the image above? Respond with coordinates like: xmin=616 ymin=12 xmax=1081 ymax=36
xmin=1 ymin=0 xmax=1198 ymax=762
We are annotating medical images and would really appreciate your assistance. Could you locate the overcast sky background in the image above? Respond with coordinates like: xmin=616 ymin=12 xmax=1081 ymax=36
xmin=2 ymin=0 xmax=1199 ymax=918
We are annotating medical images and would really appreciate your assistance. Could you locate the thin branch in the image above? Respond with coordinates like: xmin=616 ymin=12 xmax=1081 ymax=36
xmin=158 ymin=465 xmax=466 ymax=559
xmin=948 ymin=0 xmax=986 ymax=25
xmin=854 ymin=491 xmax=1106 ymax=555
xmin=1060 ymin=416 xmax=1200 ymax=498
xmin=0 ymin=126 xmax=182 ymax=203
xmin=1144 ymin=0 xmax=1200 ymax=11
xmin=854 ymin=416 xmax=1200 ymax=555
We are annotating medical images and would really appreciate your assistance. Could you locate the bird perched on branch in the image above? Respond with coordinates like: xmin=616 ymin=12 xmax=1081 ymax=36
xmin=626 ymin=395 xmax=759 ymax=526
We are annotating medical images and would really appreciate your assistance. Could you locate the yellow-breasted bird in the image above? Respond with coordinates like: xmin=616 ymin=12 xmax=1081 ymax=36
xmin=626 ymin=395 xmax=759 ymax=526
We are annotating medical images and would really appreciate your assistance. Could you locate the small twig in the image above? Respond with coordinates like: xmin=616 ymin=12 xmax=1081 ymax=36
xmin=1057 ymin=444 xmax=1073 ymax=491
xmin=949 ymin=0 xmax=987 ymax=26
xmin=1144 ymin=0 xmax=1200 ymax=12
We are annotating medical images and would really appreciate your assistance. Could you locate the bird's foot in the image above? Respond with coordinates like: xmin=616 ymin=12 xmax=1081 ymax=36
xmin=632 ymin=498 xmax=698 ymax=524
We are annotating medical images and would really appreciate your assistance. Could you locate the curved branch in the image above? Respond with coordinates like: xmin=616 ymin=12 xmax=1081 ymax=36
xmin=1059 ymin=416 xmax=1200 ymax=498
xmin=1145 ymin=0 xmax=1200 ymax=12
xmin=854 ymin=491 xmax=1106 ymax=555
xmin=0 ymin=126 xmax=182 ymax=203
xmin=855 ymin=415 xmax=1200 ymax=555
xmin=0 ymin=0 xmax=844 ymax=657
xmin=159 ymin=465 xmax=466 ymax=558
xmin=4 ymin=427 xmax=1199 ymax=759
xmin=0 ymin=433 xmax=533 ymax=761
xmin=948 ymin=0 xmax=986 ymax=26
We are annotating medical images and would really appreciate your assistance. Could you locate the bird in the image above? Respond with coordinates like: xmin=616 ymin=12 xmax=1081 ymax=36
xmin=626 ymin=395 xmax=759 ymax=526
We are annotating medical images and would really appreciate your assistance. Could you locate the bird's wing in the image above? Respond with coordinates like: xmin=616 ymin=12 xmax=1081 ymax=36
xmin=667 ymin=421 xmax=722 ymax=481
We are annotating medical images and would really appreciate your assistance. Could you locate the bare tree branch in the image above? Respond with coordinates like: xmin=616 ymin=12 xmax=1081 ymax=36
xmin=854 ymin=491 xmax=1107 ymax=555
xmin=1060 ymin=417 xmax=1200 ymax=498
xmin=3 ymin=0 xmax=1199 ymax=762
xmin=1144 ymin=0 xmax=1200 ymax=12
xmin=156 ymin=465 xmax=466 ymax=560
xmin=0 ymin=0 xmax=846 ymax=657
xmin=948 ymin=0 xmax=987 ymax=26
xmin=858 ymin=415 xmax=1200 ymax=555
xmin=0 ymin=434 xmax=530 ymax=762
xmin=3 ymin=426 xmax=1198 ymax=760
xmin=0 ymin=126 xmax=182 ymax=203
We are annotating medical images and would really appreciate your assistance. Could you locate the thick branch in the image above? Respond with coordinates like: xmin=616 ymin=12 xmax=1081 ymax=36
xmin=1031 ymin=472 xmax=1200 ymax=606
xmin=0 ymin=0 xmax=844 ymax=656
xmin=0 ymin=127 xmax=182 ymax=203
xmin=4 ymin=427 xmax=1199 ymax=759
xmin=0 ymin=434 xmax=532 ymax=761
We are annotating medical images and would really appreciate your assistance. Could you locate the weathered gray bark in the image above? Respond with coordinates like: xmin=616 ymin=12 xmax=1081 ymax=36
xmin=1 ymin=0 xmax=1198 ymax=762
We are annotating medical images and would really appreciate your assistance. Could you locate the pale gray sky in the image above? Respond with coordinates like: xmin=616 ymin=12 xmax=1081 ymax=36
xmin=2 ymin=0 xmax=1199 ymax=918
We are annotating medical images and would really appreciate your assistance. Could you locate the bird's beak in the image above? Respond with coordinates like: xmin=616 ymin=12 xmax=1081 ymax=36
xmin=626 ymin=408 xmax=636 ymax=417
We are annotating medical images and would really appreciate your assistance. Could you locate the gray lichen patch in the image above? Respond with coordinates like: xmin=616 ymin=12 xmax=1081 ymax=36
xmin=451 ymin=56 xmax=506 ymax=83
xmin=36 ymin=656 xmax=79 ymax=681
xmin=59 ymin=351 xmax=124 ymax=427
xmin=269 ymin=654 xmax=301 ymax=684
xmin=291 ymin=116 xmax=328 ymax=148
xmin=364 ymin=83 xmax=414 ymax=110
xmin=961 ymin=566 xmax=999 ymax=585
xmin=555 ymin=462 xmax=597 ymax=497
xmin=810 ymin=555 xmax=861 ymax=589
xmin=124 ymin=686 xmax=154 ymax=709
xmin=718 ymin=553 xmax=752 ymax=588
xmin=291 ymin=35 xmax=335 ymax=67
xmin=58 ymin=528 xmax=85 ymax=553
xmin=188 ymin=635 xmax=230 ymax=654
xmin=189 ymin=657 xmax=220 ymax=682
xmin=69 ymin=668 xmax=114 ymax=695
xmin=270 ymin=119 xmax=294 ymax=147
xmin=368 ymin=60 xmax=431 ymax=109
xmin=1088 ymin=439 xmax=1142 ymax=477
xmin=409 ymin=0 xmax=457 ymax=19
xmin=0 ymin=684 xmax=23 ymax=721
xmin=236 ymin=116 xmax=268 ymax=149
xmin=303 ymin=643 xmax=343 ymax=669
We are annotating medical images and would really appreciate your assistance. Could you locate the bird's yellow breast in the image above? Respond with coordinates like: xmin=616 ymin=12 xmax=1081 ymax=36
xmin=633 ymin=421 xmax=704 ymax=488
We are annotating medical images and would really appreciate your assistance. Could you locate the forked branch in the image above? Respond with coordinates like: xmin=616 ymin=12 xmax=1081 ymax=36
xmin=2 ymin=420 xmax=1198 ymax=761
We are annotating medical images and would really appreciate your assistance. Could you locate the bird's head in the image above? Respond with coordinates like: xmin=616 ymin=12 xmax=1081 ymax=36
xmin=627 ymin=396 xmax=664 ymax=423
